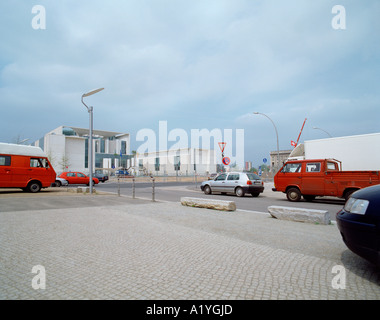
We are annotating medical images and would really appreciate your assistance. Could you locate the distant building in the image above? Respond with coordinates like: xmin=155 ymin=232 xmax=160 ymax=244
xmin=135 ymin=148 xmax=217 ymax=176
xmin=269 ymin=149 xmax=292 ymax=171
xmin=244 ymin=161 xmax=252 ymax=171
xmin=32 ymin=126 xmax=131 ymax=173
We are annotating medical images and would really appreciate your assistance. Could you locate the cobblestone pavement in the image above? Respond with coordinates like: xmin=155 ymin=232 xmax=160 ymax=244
xmin=0 ymin=195 xmax=379 ymax=300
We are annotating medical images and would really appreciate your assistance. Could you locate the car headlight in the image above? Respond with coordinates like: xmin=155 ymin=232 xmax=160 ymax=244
xmin=344 ymin=197 xmax=369 ymax=215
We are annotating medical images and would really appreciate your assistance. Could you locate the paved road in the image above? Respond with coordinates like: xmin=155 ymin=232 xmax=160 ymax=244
xmin=0 ymin=191 xmax=379 ymax=301
xmin=95 ymin=181 xmax=346 ymax=220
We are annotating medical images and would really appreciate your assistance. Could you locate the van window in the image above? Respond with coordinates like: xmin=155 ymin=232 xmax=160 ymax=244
xmin=327 ymin=162 xmax=337 ymax=170
xmin=306 ymin=163 xmax=321 ymax=172
xmin=282 ymin=163 xmax=301 ymax=173
xmin=0 ymin=155 xmax=11 ymax=166
xmin=30 ymin=158 xmax=49 ymax=168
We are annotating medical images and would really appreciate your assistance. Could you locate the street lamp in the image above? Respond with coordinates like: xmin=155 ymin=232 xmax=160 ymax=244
xmin=253 ymin=112 xmax=280 ymax=173
xmin=313 ymin=127 xmax=332 ymax=138
xmin=81 ymin=87 xmax=104 ymax=194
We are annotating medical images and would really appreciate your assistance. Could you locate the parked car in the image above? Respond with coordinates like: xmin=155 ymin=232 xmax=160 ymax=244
xmin=336 ymin=184 xmax=380 ymax=266
xmin=116 ymin=169 xmax=129 ymax=177
xmin=53 ymin=177 xmax=68 ymax=187
xmin=94 ymin=173 xmax=108 ymax=183
xmin=58 ymin=172 xmax=99 ymax=185
xmin=201 ymin=172 xmax=264 ymax=197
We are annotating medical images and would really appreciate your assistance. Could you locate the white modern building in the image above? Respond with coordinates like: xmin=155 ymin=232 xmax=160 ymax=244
xmin=135 ymin=148 xmax=217 ymax=176
xmin=32 ymin=126 xmax=131 ymax=174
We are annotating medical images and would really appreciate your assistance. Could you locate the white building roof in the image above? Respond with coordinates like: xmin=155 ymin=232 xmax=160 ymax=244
xmin=0 ymin=143 xmax=46 ymax=157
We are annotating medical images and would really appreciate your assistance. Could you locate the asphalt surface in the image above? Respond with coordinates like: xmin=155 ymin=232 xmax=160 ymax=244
xmin=0 ymin=186 xmax=379 ymax=300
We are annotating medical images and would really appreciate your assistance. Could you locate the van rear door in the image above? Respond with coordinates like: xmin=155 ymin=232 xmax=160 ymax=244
xmin=0 ymin=155 xmax=12 ymax=187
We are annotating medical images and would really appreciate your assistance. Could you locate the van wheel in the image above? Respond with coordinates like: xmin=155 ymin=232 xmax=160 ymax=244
xmin=235 ymin=187 xmax=245 ymax=197
xmin=204 ymin=185 xmax=212 ymax=195
xmin=286 ymin=188 xmax=301 ymax=202
xmin=28 ymin=182 xmax=41 ymax=193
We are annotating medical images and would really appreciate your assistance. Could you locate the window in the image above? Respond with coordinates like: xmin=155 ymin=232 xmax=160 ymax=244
xmin=247 ymin=173 xmax=260 ymax=180
xmin=215 ymin=174 xmax=227 ymax=181
xmin=67 ymin=172 xmax=76 ymax=177
xmin=327 ymin=162 xmax=338 ymax=170
xmin=0 ymin=155 xmax=11 ymax=166
xmin=77 ymin=173 xmax=86 ymax=177
xmin=306 ymin=163 xmax=321 ymax=172
xmin=30 ymin=158 xmax=49 ymax=168
xmin=282 ymin=163 xmax=302 ymax=173
xmin=227 ymin=174 xmax=239 ymax=180
xmin=155 ymin=157 xmax=160 ymax=171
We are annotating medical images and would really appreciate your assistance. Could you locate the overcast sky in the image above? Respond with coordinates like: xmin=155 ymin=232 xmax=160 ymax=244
xmin=0 ymin=0 xmax=379 ymax=167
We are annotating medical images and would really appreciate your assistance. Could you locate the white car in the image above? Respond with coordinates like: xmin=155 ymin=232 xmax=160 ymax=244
xmin=201 ymin=172 xmax=264 ymax=197
xmin=54 ymin=177 xmax=69 ymax=187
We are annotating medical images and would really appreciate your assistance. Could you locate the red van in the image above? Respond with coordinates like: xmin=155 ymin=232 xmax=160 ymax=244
xmin=0 ymin=143 xmax=56 ymax=192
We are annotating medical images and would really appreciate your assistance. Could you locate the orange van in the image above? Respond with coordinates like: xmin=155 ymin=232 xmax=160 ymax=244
xmin=0 ymin=143 xmax=56 ymax=192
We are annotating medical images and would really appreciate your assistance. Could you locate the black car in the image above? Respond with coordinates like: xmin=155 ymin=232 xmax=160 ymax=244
xmin=93 ymin=173 xmax=109 ymax=183
xmin=336 ymin=184 xmax=380 ymax=267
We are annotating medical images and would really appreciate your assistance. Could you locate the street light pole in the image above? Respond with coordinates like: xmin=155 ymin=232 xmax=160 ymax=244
xmin=81 ymin=88 xmax=104 ymax=194
xmin=253 ymin=112 xmax=280 ymax=173
xmin=313 ymin=127 xmax=332 ymax=138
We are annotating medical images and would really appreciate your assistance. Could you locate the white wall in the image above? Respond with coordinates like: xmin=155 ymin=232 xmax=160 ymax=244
xmin=305 ymin=133 xmax=380 ymax=171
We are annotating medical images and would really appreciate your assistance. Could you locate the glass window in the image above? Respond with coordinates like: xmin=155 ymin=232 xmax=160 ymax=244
xmin=227 ymin=174 xmax=239 ymax=180
xmin=215 ymin=174 xmax=227 ymax=181
xmin=0 ymin=155 xmax=11 ymax=166
xmin=246 ymin=173 xmax=260 ymax=180
xmin=306 ymin=163 xmax=321 ymax=172
xmin=67 ymin=172 xmax=76 ymax=177
xmin=327 ymin=162 xmax=337 ymax=170
xmin=77 ymin=173 xmax=86 ymax=177
xmin=282 ymin=163 xmax=302 ymax=173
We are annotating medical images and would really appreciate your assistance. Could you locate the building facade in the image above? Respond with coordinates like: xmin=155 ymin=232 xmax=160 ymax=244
xmin=135 ymin=148 xmax=217 ymax=176
xmin=32 ymin=126 xmax=131 ymax=174
xmin=269 ymin=149 xmax=292 ymax=172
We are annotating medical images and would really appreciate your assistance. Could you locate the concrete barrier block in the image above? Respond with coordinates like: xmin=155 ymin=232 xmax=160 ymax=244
xmin=181 ymin=197 xmax=236 ymax=212
xmin=268 ymin=206 xmax=330 ymax=225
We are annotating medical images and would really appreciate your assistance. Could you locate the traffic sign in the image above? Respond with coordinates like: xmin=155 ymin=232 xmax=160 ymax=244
xmin=222 ymin=157 xmax=231 ymax=166
xmin=263 ymin=158 xmax=267 ymax=163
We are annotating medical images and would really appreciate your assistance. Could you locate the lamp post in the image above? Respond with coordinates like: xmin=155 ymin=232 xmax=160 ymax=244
xmin=313 ymin=126 xmax=332 ymax=138
xmin=253 ymin=112 xmax=280 ymax=173
xmin=81 ymin=87 xmax=104 ymax=194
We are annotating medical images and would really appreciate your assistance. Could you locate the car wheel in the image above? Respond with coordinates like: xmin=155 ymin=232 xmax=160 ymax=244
xmin=235 ymin=187 xmax=245 ymax=197
xmin=286 ymin=187 xmax=301 ymax=202
xmin=28 ymin=181 xmax=41 ymax=193
xmin=55 ymin=180 xmax=61 ymax=187
xmin=204 ymin=185 xmax=212 ymax=195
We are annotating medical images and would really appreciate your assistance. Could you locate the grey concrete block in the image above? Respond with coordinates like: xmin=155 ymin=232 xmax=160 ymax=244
xmin=268 ymin=205 xmax=330 ymax=225
xmin=181 ymin=197 xmax=236 ymax=211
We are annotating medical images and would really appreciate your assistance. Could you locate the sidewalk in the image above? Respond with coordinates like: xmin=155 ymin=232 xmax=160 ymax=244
xmin=0 ymin=196 xmax=379 ymax=300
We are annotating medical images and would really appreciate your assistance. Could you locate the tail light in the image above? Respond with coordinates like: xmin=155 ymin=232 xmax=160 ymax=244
xmin=247 ymin=180 xmax=252 ymax=185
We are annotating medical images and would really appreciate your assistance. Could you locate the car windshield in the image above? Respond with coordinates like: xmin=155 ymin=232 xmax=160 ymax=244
xmin=246 ymin=173 xmax=260 ymax=180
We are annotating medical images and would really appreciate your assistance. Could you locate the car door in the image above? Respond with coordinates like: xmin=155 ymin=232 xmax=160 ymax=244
xmin=0 ymin=155 xmax=12 ymax=187
xmin=226 ymin=173 xmax=240 ymax=193
xmin=211 ymin=173 xmax=227 ymax=192
xmin=76 ymin=172 xmax=88 ymax=185
xmin=301 ymin=161 xmax=324 ymax=196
